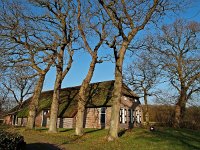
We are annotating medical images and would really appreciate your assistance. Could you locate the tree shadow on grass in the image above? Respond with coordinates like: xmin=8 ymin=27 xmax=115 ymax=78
xmin=26 ymin=143 xmax=62 ymax=150
xmin=152 ymin=129 xmax=200 ymax=150
xmin=61 ymin=129 xmax=104 ymax=145
xmin=34 ymin=128 xmax=48 ymax=132
xmin=59 ymin=128 xmax=74 ymax=132
xmin=84 ymin=128 xmax=103 ymax=134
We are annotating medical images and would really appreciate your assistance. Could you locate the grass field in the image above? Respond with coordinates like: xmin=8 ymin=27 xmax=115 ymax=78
xmin=3 ymin=126 xmax=200 ymax=150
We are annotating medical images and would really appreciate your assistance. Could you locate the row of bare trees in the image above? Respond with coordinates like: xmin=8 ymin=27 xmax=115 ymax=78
xmin=124 ymin=20 xmax=200 ymax=128
xmin=1 ymin=0 xmax=198 ymax=140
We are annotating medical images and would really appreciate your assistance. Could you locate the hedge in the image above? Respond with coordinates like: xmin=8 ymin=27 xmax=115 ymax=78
xmin=0 ymin=130 xmax=26 ymax=150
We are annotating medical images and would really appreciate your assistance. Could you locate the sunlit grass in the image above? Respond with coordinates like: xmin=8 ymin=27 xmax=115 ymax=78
xmin=2 ymin=126 xmax=200 ymax=150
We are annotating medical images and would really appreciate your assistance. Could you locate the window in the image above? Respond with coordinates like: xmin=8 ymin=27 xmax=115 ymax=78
xmin=124 ymin=109 xmax=127 ymax=123
xmin=119 ymin=108 xmax=127 ymax=124
xmin=100 ymin=107 xmax=106 ymax=124
xmin=135 ymin=110 xmax=141 ymax=123
xmin=43 ymin=110 xmax=49 ymax=115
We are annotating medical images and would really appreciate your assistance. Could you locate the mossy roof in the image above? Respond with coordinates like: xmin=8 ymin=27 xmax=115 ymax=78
xmin=15 ymin=80 xmax=139 ymax=118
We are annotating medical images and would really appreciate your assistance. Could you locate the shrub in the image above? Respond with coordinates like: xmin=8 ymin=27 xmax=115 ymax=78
xmin=181 ymin=106 xmax=200 ymax=130
xmin=146 ymin=105 xmax=174 ymax=127
xmin=0 ymin=130 xmax=26 ymax=150
xmin=145 ymin=105 xmax=200 ymax=130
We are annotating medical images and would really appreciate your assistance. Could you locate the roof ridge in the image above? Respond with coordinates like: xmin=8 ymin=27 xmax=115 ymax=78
xmin=42 ymin=80 xmax=115 ymax=93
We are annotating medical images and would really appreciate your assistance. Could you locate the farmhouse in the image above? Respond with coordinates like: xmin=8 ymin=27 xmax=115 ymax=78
xmin=4 ymin=80 xmax=143 ymax=129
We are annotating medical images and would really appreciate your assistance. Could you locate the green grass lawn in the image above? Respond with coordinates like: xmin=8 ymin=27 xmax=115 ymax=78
xmin=3 ymin=126 xmax=200 ymax=150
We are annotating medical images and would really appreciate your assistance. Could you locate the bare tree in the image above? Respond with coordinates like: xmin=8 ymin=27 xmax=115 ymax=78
xmin=124 ymin=52 xmax=161 ymax=125
xmin=0 ymin=63 xmax=26 ymax=112
xmin=0 ymin=86 xmax=9 ymax=112
xmin=0 ymin=97 xmax=17 ymax=113
xmin=1 ymin=66 xmax=36 ymax=107
xmin=98 ymin=0 xmax=183 ymax=140
xmin=0 ymin=42 xmax=14 ymax=112
xmin=0 ymin=0 xmax=55 ymax=129
xmin=29 ymin=0 xmax=77 ymax=133
xmin=75 ymin=0 xmax=107 ymax=136
xmin=146 ymin=19 xmax=200 ymax=127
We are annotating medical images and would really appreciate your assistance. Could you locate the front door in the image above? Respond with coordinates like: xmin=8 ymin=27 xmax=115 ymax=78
xmin=100 ymin=107 xmax=106 ymax=128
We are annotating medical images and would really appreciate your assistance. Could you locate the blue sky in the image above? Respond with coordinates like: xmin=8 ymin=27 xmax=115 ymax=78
xmin=42 ymin=1 xmax=200 ymax=91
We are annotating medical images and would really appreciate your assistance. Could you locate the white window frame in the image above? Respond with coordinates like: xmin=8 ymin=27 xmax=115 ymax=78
xmin=124 ymin=109 xmax=127 ymax=123
xmin=122 ymin=108 xmax=125 ymax=123
xmin=120 ymin=108 xmax=127 ymax=124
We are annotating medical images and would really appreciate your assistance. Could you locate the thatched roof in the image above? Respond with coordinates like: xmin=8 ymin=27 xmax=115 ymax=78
xmin=14 ymin=80 xmax=139 ymax=118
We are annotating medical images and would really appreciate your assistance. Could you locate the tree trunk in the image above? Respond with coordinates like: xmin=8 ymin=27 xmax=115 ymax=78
xmin=26 ymin=74 xmax=45 ymax=129
xmin=75 ymin=98 xmax=85 ymax=135
xmin=76 ymin=56 xmax=97 ymax=135
xmin=48 ymin=70 xmax=62 ymax=133
xmin=108 ymin=45 xmax=126 ymax=141
xmin=108 ymin=65 xmax=122 ymax=141
xmin=143 ymin=91 xmax=149 ymax=125
xmin=174 ymin=91 xmax=187 ymax=128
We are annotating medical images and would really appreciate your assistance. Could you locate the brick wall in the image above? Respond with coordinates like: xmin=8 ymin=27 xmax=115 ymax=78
xmin=15 ymin=112 xmax=43 ymax=127
xmin=35 ymin=112 xmax=42 ymax=127
xmin=105 ymin=107 xmax=111 ymax=129
xmin=84 ymin=108 xmax=101 ymax=128
xmin=83 ymin=107 xmax=112 ymax=129
xmin=5 ymin=102 xmax=142 ymax=129
xmin=83 ymin=106 xmax=139 ymax=129
xmin=57 ymin=118 xmax=74 ymax=128
xmin=119 ymin=104 xmax=130 ymax=129
xmin=22 ymin=118 xmax=27 ymax=126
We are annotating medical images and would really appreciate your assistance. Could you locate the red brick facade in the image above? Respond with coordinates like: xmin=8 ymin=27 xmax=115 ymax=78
xmin=83 ymin=107 xmax=111 ymax=129
xmin=4 ymin=96 xmax=142 ymax=129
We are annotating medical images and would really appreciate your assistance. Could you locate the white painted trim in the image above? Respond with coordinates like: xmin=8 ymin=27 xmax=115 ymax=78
xmin=122 ymin=108 xmax=125 ymax=123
